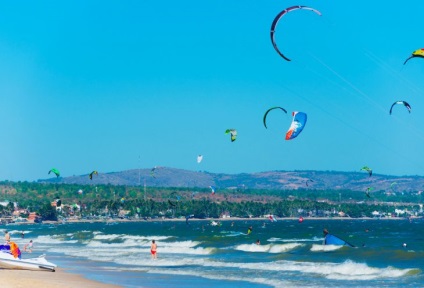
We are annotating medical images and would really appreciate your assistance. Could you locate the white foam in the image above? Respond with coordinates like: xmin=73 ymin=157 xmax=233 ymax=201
xmin=92 ymin=234 xmax=122 ymax=240
xmin=310 ymin=244 xmax=343 ymax=251
xmin=318 ymin=260 xmax=417 ymax=280
xmin=116 ymin=256 xmax=207 ymax=267
xmin=235 ymin=244 xmax=271 ymax=253
xmin=160 ymin=240 xmax=200 ymax=247
xmin=201 ymin=259 xmax=417 ymax=281
xmin=99 ymin=264 xmax=295 ymax=288
xmin=147 ymin=268 xmax=294 ymax=288
xmin=35 ymin=235 xmax=78 ymax=244
xmin=47 ymin=238 xmax=214 ymax=262
xmin=268 ymin=236 xmax=322 ymax=243
xmin=93 ymin=234 xmax=171 ymax=241
xmin=269 ymin=243 xmax=302 ymax=253
xmin=235 ymin=243 xmax=303 ymax=253
xmin=144 ymin=244 xmax=214 ymax=255
xmin=87 ymin=238 xmax=143 ymax=248
xmin=86 ymin=242 xmax=213 ymax=255
xmin=44 ymin=237 xmax=418 ymax=283
xmin=6 ymin=230 xmax=32 ymax=236
xmin=219 ymin=231 xmax=246 ymax=237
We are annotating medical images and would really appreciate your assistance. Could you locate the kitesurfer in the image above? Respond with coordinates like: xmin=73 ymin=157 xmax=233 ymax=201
xmin=151 ymin=240 xmax=157 ymax=259
xmin=323 ymin=228 xmax=329 ymax=244
xmin=4 ymin=230 xmax=10 ymax=244
xmin=247 ymin=226 xmax=253 ymax=235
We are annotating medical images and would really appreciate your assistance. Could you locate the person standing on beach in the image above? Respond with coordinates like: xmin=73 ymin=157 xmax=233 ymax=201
xmin=151 ymin=240 xmax=157 ymax=259
xmin=4 ymin=230 xmax=10 ymax=244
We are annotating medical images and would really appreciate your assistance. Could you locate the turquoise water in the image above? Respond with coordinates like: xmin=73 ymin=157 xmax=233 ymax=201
xmin=4 ymin=219 xmax=424 ymax=287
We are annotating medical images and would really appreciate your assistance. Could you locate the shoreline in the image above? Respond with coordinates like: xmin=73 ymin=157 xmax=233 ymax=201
xmin=5 ymin=215 xmax=417 ymax=226
xmin=0 ymin=268 xmax=121 ymax=288
xmin=51 ymin=215 xmax=420 ymax=223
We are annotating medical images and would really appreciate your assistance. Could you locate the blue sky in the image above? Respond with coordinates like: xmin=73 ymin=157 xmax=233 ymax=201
xmin=0 ymin=1 xmax=423 ymax=181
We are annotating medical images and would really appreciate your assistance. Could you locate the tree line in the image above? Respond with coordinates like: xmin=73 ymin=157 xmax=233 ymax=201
xmin=0 ymin=181 xmax=421 ymax=221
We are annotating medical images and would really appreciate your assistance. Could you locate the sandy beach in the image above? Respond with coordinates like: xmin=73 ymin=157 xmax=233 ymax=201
xmin=0 ymin=268 xmax=121 ymax=288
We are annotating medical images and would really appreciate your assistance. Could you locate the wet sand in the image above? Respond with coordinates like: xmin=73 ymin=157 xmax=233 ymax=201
xmin=0 ymin=268 xmax=122 ymax=288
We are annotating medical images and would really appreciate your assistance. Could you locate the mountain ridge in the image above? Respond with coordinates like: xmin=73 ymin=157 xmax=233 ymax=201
xmin=38 ymin=167 xmax=424 ymax=192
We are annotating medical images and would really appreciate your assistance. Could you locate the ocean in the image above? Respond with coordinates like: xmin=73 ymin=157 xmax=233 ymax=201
xmin=4 ymin=218 xmax=423 ymax=287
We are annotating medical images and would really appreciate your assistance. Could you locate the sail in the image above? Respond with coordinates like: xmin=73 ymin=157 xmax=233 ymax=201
xmin=0 ymin=243 xmax=21 ymax=258
xmin=0 ymin=244 xmax=10 ymax=252
xmin=324 ymin=234 xmax=355 ymax=247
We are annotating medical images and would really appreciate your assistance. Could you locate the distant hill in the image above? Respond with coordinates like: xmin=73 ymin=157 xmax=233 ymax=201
xmin=38 ymin=167 xmax=424 ymax=193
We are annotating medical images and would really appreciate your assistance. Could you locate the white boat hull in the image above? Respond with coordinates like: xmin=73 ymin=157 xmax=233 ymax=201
xmin=0 ymin=252 xmax=57 ymax=272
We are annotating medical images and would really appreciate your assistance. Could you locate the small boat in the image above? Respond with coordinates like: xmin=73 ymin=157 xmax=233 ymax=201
xmin=0 ymin=244 xmax=57 ymax=272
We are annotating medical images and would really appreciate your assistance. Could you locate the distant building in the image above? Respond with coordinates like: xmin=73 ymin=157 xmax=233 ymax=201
xmin=0 ymin=201 xmax=16 ymax=208
xmin=118 ymin=210 xmax=130 ymax=218
xmin=27 ymin=212 xmax=42 ymax=223
xmin=12 ymin=209 xmax=28 ymax=217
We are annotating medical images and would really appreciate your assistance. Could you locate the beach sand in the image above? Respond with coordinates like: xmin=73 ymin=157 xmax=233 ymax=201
xmin=0 ymin=268 xmax=122 ymax=288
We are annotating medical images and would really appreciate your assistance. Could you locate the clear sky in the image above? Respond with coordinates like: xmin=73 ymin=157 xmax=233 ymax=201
xmin=0 ymin=1 xmax=423 ymax=181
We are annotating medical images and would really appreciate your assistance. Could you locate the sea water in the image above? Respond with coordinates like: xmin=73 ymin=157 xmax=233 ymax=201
xmin=4 ymin=219 xmax=423 ymax=287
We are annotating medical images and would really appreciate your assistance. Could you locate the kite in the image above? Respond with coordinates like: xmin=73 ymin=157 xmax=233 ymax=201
xmin=48 ymin=168 xmax=60 ymax=178
xmin=225 ymin=129 xmax=237 ymax=142
xmin=270 ymin=5 xmax=322 ymax=61
xmin=360 ymin=166 xmax=372 ymax=177
xmin=305 ymin=179 xmax=314 ymax=187
xmin=209 ymin=186 xmax=216 ymax=195
xmin=89 ymin=170 xmax=98 ymax=180
xmin=390 ymin=182 xmax=397 ymax=191
xmin=269 ymin=215 xmax=277 ymax=222
xmin=285 ymin=112 xmax=307 ymax=140
xmin=151 ymin=166 xmax=157 ymax=178
xmin=54 ymin=198 xmax=62 ymax=207
xmin=403 ymin=48 xmax=424 ymax=65
xmin=197 ymin=155 xmax=203 ymax=163
xmin=185 ymin=214 xmax=194 ymax=224
xmin=263 ymin=106 xmax=287 ymax=129
xmin=168 ymin=192 xmax=180 ymax=207
xmin=389 ymin=101 xmax=411 ymax=115
xmin=365 ymin=187 xmax=374 ymax=198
